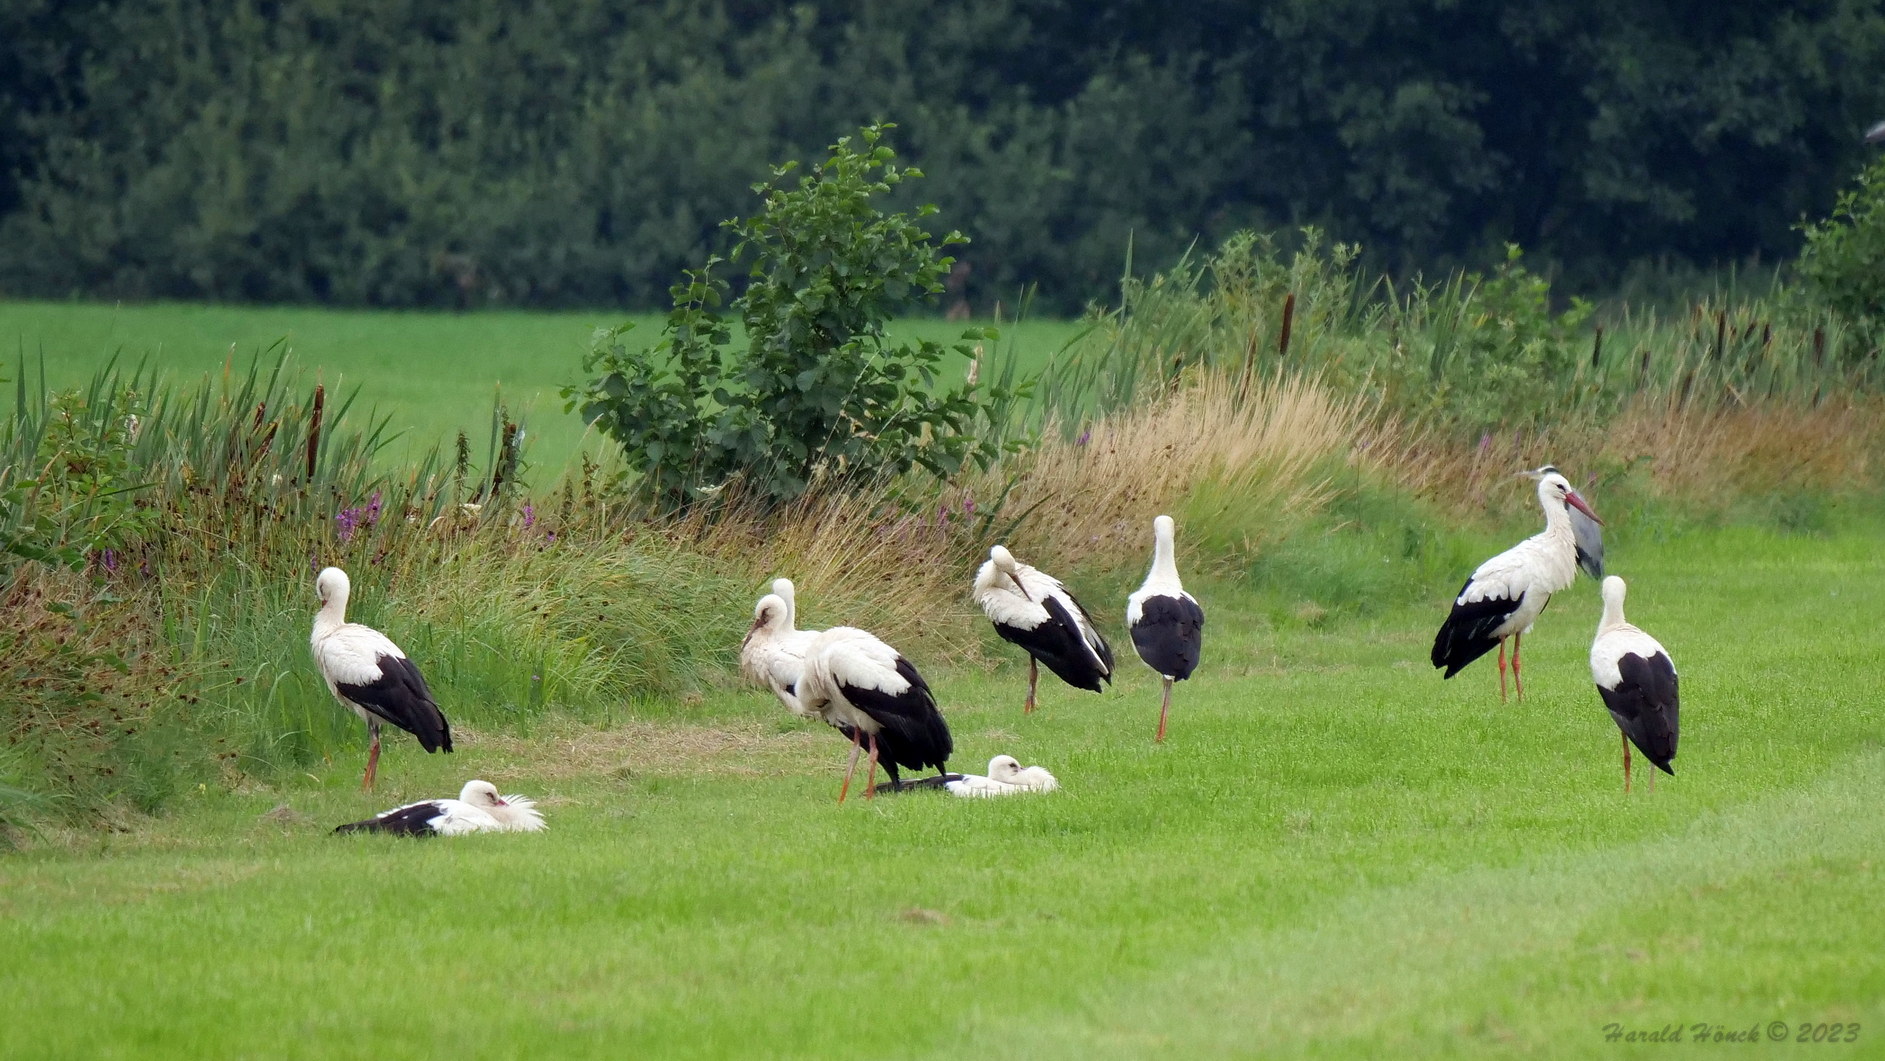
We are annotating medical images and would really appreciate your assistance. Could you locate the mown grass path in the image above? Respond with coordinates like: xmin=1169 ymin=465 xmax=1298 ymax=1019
xmin=2 ymin=526 xmax=1880 ymax=1057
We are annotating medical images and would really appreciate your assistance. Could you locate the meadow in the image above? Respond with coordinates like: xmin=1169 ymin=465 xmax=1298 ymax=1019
xmin=0 ymin=300 xmax=1083 ymax=469
xmin=1 ymin=522 xmax=1880 ymax=1058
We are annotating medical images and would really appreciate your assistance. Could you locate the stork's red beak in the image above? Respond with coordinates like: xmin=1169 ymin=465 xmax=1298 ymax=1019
xmin=1566 ymin=489 xmax=1602 ymax=525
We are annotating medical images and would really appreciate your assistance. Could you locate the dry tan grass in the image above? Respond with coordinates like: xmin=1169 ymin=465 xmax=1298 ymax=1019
xmin=1387 ymin=395 xmax=1884 ymax=519
xmin=970 ymin=368 xmax=1379 ymax=571
xmin=462 ymin=718 xmax=836 ymax=784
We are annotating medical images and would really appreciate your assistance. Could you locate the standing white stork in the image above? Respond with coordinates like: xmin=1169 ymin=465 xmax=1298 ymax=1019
xmin=333 ymin=779 xmax=546 ymax=836
xmin=973 ymin=545 xmax=1114 ymax=713
xmin=1590 ymin=576 xmax=1678 ymax=793
xmin=1126 ymin=515 xmax=1205 ymax=743
xmin=796 ymin=626 xmax=953 ymax=801
xmin=310 ymin=566 xmax=453 ymax=789
xmin=1430 ymin=466 xmax=1604 ymax=701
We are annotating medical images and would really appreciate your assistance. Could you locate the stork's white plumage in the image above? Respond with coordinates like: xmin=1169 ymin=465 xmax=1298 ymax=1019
xmin=1126 ymin=515 xmax=1205 ymax=742
xmin=973 ymin=545 xmax=1113 ymax=713
xmin=310 ymin=566 xmax=452 ymax=789
xmin=944 ymin=754 xmax=1060 ymax=796
xmin=739 ymin=590 xmax=817 ymax=718
xmin=1430 ymin=467 xmax=1603 ymax=701
xmin=333 ymin=779 xmax=546 ymax=837
xmin=1590 ymin=576 xmax=1679 ymax=793
xmin=797 ymin=626 xmax=953 ymax=801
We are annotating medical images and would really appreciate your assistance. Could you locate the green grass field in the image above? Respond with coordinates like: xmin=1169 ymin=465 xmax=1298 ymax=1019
xmin=0 ymin=300 xmax=1081 ymax=472
xmin=2 ymin=524 xmax=1879 ymax=1058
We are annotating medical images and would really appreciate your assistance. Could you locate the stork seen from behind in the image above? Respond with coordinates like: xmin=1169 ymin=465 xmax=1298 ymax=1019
xmin=1590 ymin=576 xmax=1679 ymax=793
xmin=1126 ymin=515 xmax=1205 ymax=743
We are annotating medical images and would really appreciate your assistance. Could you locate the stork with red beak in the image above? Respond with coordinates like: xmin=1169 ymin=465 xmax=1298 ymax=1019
xmin=1431 ymin=466 xmax=1604 ymax=700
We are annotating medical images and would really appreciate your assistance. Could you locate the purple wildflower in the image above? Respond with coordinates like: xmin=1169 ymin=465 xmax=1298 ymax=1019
xmin=365 ymin=491 xmax=383 ymax=526
xmin=100 ymin=548 xmax=119 ymax=574
xmin=1076 ymin=427 xmax=1093 ymax=447
xmin=544 ymin=531 xmax=556 ymax=545
xmin=335 ymin=506 xmax=363 ymax=543
xmin=521 ymin=503 xmax=536 ymax=530
xmin=962 ymin=497 xmax=976 ymax=515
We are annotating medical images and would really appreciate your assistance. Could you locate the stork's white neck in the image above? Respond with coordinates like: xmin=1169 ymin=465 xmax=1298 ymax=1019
xmin=1598 ymin=578 xmax=1629 ymax=634
xmin=772 ymin=579 xmax=797 ymax=630
xmin=314 ymin=585 xmax=350 ymax=634
xmin=1145 ymin=521 xmax=1184 ymax=593
xmin=1536 ymin=480 xmax=1574 ymax=543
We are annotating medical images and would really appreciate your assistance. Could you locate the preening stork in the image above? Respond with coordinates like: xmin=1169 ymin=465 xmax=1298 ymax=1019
xmin=944 ymin=755 xmax=1060 ymax=797
xmin=1430 ymin=467 xmax=1604 ymax=701
xmin=333 ymin=779 xmax=546 ymax=836
xmin=311 ymin=566 xmax=453 ymax=789
xmin=796 ymin=626 xmax=953 ymax=801
xmin=739 ymin=587 xmax=817 ymax=717
xmin=1127 ymin=515 xmax=1205 ymax=743
xmin=973 ymin=545 xmax=1113 ymax=713
xmin=1590 ymin=576 xmax=1679 ymax=793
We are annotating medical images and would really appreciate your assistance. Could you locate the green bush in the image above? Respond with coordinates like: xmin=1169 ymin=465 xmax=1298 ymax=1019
xmin=1795 ymin=156 xmax=1885 ymax=329
xmin=570 ymin=124 xmax=1018 ymax=511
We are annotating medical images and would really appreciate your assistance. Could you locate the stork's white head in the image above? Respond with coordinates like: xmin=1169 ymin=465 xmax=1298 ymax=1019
xmin=987 ymin=754 xmax=1024 ymax=783
xmin=745 ymin=594 xmax=791 ymax=641
xmin=990 ymin=545 xmax=1018 ymax=572
xmin=457 ymin=779 xmax=506 ymax=808
xmin=771 ymin=577 xmax=796 ymax=606
xmin=315 ymin=566 xmax=351 ymax=605
xmin=1601 ymin=575 xmax=1627 ymax=607
xmin=1521 ymin=467 xmax=1602 ymax=524
xmin=1154 ymin=514 xmax=1176 ymax=540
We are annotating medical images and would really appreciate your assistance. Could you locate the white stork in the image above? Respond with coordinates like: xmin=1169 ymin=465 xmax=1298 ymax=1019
xmin=333 ymin=779 xmax=546 ymax=836
xmin=944 ymin=755 xmax=1060 ymax=797
xmin=1430 ymin=466 xmax=1604 ymax=701
xmin=796 ymin=626 xmax=953 ymax=801
xmin=1590 ymin=576 xmax=1679 ymax=793
xmin=973 ymin=545 xmax=1113 ymax=713
xmin=311 ymin=566 xmax=452 ymax=789
xmin=1127 ymin=515 xmax=1205 ymax=743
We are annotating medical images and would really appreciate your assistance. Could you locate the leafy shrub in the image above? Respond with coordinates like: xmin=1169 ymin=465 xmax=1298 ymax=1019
xmin=570 ymin=124 xmax=1018 ymax=511
xmin=1795 ymin=156 xmax=1885 ymax=329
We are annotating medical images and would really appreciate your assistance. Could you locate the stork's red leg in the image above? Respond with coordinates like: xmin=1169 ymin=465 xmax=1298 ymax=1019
xmin=1621 ymin=732 xmax=1633 ymax=795
xmin=1155 ymin=678 xmax=1173 ymax=743
xmin=1025 ymin=658 xmax=1038 ymax=715
xmin=838 ymin=727 xmax=864 ymax=804
xmin=362 ymin=727 xmax=381 ymax=791
xmin=1512 ymin=631 xmax=1524 ymax=702
xmin=1497 ymin=640 xmax=1509 ymax=703
xmin=863 ymin=734 xmax=882 ymax=800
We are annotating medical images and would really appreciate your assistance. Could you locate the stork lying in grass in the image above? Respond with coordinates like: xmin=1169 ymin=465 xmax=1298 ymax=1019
xmin=334 ymin=780 xmax=545 ymax=836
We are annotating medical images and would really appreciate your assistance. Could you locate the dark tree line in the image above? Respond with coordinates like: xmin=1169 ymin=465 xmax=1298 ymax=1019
xmin=2 ymin=0 xmax=1882 ymax=313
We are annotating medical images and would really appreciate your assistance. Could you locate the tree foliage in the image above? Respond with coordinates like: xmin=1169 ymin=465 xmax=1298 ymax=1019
xmin=2 ymin=0 xmax=1884 ymax=310
xmin=569 ymin=125 xmax=1014 ymax=510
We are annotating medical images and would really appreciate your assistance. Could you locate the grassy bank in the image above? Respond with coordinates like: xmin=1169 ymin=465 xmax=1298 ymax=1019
xmin=1 ymin=526 xmax=1879 ymax=1057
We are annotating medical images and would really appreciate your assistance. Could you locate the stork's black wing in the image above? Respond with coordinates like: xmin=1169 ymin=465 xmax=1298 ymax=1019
xmin=335 ymin=654 xmax=454 ymax=753
xmin=1431 ymin=579 xmax=1522 ymax=678
xmin=1598 ymin=652 xmax=1679 ymax=774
